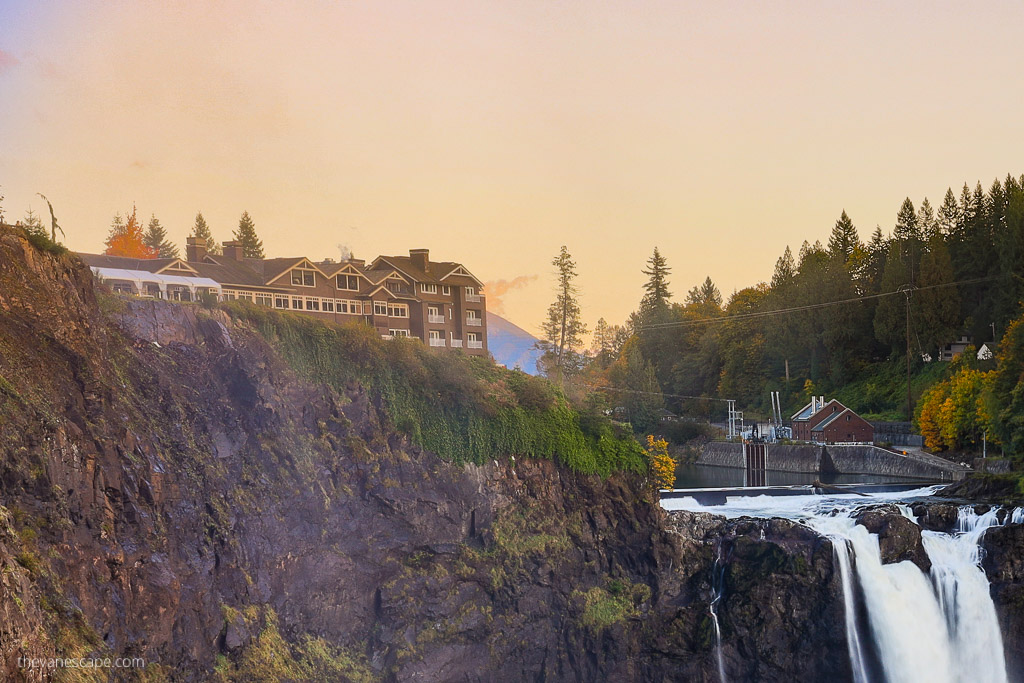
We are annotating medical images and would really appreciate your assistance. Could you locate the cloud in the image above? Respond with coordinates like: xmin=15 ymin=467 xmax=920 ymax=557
xmin=0 ymin=49 xmax=19 ymax=75
xmin=483 ymin=275 xmax=537 ymax=315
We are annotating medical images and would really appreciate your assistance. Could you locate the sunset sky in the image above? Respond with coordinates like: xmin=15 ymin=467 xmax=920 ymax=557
xmin=2 ymin=1 xmax=1023 ymax=335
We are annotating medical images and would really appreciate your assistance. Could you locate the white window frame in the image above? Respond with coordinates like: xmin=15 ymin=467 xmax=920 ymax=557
xmin=388 ymin=303 xmax=409 ymax=318
xmin=336 ymin=274 xmax=359 ymax=291
xmin=373 ymin=301 xmax=388 ymax=316
xmin=421 ymin=283 xmax=438 ymax=294
xmin=290 ymin=265 xmax=316 ymax=287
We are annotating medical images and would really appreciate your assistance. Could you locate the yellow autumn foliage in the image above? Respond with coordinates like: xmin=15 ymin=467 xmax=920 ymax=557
xmin=645 ymin=435 xmax=676 ymax=490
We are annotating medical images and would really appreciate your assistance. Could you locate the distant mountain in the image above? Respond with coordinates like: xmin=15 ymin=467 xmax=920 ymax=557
xmin=486 ymin=312 xmax=542 ymax=375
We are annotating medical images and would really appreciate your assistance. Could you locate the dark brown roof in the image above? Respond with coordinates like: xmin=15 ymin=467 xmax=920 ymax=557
xmin=190 ymin=257 xmax=291 ymax=291
xmin=77 ymin=253 xmax=183 ymax=273
xmin=374 ymin=255 xmax=481 ymax=285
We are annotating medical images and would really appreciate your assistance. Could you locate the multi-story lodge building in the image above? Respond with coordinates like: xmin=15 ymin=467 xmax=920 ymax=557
xmin=77 ymin=238 xmax=488 ymax=356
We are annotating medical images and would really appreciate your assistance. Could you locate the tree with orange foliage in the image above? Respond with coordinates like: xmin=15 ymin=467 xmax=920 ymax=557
xmin=104 ymin=205 xmax=157 ymax=258
xmin=645 ymin=435 xmax=676 ymax=490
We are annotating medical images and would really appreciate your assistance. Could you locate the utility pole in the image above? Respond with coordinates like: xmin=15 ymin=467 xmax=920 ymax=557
xmin=898 ymin=285 xmax=914 ymax=422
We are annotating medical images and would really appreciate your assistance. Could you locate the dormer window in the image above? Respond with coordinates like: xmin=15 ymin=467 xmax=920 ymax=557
xmin=290 ymin=264 xmax=316 ymax=287
xmin=421 ymin=283 xmax=438 ymax=294
xmin=337 ymin=274 xmax=359 ymax=291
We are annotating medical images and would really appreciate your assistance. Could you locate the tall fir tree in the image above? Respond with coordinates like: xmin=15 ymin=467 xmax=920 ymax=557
xmin=827 ymin=210 xmax=860 ymax=261
xmin=893 ymin=198 xmax=920 ymax=241
xmin=639 ymin=247 xmax=672 ymax=315
xmin=914 ymin=235 xmax=959 ymax=357
xmin=143 ymin=214 xmax=179 ymax=258
xmin=937 ymin=188 xmax=960 ymax=236
xmin=919 ymin=197 xmax=938 ymax=240
xmin=685 ymin=276 xmax=722 ymax=309
xmin=234 ymin=210 xmax=264 ymax=258
xmin=770 ymin=246 xmax=796 ymax=290
xmin=191 ymin=211 xmax=220 ymax=255
xmin=537 ymin=246 xmax=587 ymax=380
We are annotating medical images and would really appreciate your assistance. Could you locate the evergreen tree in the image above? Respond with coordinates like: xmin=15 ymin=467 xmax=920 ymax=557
xmin=0 ymin=186 xmax=5 ymax=223
xmin=538 ymin=246 xmax=587 ymax=380
xmin=894 ymin=197 xmax=919 ymax=241
xmin=23 ymin=207 xmax=46 ymax=239
xmin=105 ymin=206 xmax=156 ymax=258
xmin=619 ymin=340 xmax=662 ymax=433
xmin=191 ymin=211 xmax=220 ymax=255
xmin=590 ymin=318 xmax=622 ymax=369
xmin=919 ymin=197 xmax=938 ymax=240
xmin=827 ymin=210 xmax=860 ymax=261
xmin=770 ymin=246 xmax=796 ymax=290
xmin=685 ymin=276 xmax=722 ymax=309
xmin=873 ymin=243 xmax=911 ymax=352
xmin=639 ymin=247 xmax=672 ymax=316
xmin=937 ymin=188 xmax=960 ymax=236
xmin=914 ymin=235 xmax=960 ymax=357
xmin=143 ymin=214 xmax=179 ymax=258
xmin=234 ymin=210 xmax=264 ymax=258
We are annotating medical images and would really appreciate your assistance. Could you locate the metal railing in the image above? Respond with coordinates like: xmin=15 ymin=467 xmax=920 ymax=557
xmin=468 ymin=340 xmax=483 ymax=349
xmin=466 ymin=317 xmax=482 ymax=326
xmin=428 ymin=314 xmax=445 ymax=323
xmin=450 ymin=339 xmax=463 ymax=348
xmin=466 ymin=293 xmax=482 ymax=302
xmin=428 ymin=338 xmax=446 ymax=347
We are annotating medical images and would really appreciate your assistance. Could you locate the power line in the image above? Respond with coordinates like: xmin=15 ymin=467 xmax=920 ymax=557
xmin=583 ymin=383 xmax=730 ymax=403
xmin=638 ymin=275 xmax=1002 ymax=331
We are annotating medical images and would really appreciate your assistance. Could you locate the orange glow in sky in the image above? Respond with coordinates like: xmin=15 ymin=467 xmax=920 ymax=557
xmin=2 ymin=1 xmax=1023 ymax=334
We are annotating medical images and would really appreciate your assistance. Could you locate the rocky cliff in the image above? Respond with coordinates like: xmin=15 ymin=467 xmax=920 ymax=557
xmin=0 ymin=227 xmax=1018 ymax=682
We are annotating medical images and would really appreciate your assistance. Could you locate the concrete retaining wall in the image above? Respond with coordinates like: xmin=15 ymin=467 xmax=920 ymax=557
xmin=698 ymin=442 xmax=965 ymax=481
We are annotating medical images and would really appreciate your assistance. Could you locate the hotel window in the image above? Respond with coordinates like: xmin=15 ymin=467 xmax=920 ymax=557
xmin=421 ymin=283 xmax=438 ymax=294
xmin=390 ymin=329 xmax=410 ymax=337
xmin=466 ymin=286 xmax=475 ymax=296
xmin=337 ymin=274 xmax=359 ymax=291
xmin=223 ymin=291 xmax=236 ymax=301
xmin=373 ymin=301 xmax=388 ymax=316
xmin=290 ymin=265 xmax=316 ymax=287
xmin=255 ymin=293 xmax=273 ymax=307
xmin=291 ymin=296 xmax=304 ymax=310
xmin=323 ymin=299 xmax=335 ymax=312
xmin=305 ymin=297 xmax=320 ymax=311
xmin=274 ymin=295 xmax=289 ymax=309
xmin=442 ymin=285 xmax=451 ymax=295
xmin=388 ymin=303 xmax=409 ymax=318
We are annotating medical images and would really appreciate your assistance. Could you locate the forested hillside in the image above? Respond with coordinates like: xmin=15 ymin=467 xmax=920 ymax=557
xmin=576 ymin=174 xmax=1024 ymax=450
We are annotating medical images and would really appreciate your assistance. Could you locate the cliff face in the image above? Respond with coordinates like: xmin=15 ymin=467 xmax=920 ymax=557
xmin=0 ymin=229 xmax=853 ymax=681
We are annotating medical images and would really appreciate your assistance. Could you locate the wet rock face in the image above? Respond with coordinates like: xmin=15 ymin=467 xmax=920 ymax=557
xmin=855 ymin=506 xmax=931 ymax=572
xmin=910 ymin=502 xmax=960 ymax=532
xmin=982 ymin=523 xmax=1024 ymax=678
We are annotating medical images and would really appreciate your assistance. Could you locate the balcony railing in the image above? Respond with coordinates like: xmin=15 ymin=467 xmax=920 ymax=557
xmin=450 ymin=339 xmax=463 ymax=348
xmin=466 ymin=293 xmax=482 ymax=302
xmin=428 ymin=314 xmax=445 ymax=323
xmin=466 ymin=317 xmax=482 ymax=326
xmin=468 ymin=340 xmax=483 ymax=349
xmin=429 ymin=338 xmax=446 ymax=347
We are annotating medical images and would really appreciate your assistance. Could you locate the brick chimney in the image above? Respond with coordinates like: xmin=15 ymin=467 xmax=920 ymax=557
xmin=410 ymin=248 xmax=429 ymax=272
xmin=186 ymin=236 xmax=207 ymax=262
xmin=222 ymin=240 xmax=244 ymax=262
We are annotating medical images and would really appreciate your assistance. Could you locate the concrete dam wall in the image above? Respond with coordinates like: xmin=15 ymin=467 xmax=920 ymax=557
xmin=698 ymin=442 xmax=966 ymax=481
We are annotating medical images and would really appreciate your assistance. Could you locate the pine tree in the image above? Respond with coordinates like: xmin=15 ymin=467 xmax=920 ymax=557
xmin=685 ymin=276 xmax=722 ymax=309
xmin=538 ymin=246 xmax=587 ymax=380
xmin=143 ymin=214 xmax=179 ymax=258
xmin=937 ymin=188 xmax=960 ymax=236
xmin=105 ymin=205 xmax=157 ymax=258
xmin=640 ymin=247 xmax=671 ymax=314
xmin=893 ymin=198 xmax=919 ymax=241
xmin=191 ymin=211 xmax=220 ymax=255
xmin=23 ymin=208 xmax=46 ymax=239
xmin=914 ymin=235 xmax=959 ymax=357
xmin=827 ymin=210 xmax=860 ymax=261
xmin=770 ymin=246 xmax=796 ymax=290
xmin=234 ymin=210 xmax=264 ymax=258
xmin=0 ymin=186 xmax=5 ymax=223
xmin=919 ymin=197 xmax=938 ymax=240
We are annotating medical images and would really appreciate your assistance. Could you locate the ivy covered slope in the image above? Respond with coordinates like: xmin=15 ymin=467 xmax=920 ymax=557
xmin=227 ymin=303 xmax=646 ymax=477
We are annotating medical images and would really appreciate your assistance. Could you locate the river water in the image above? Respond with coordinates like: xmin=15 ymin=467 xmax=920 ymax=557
xmin=664 ymin=486 xmax=1015 ymax=683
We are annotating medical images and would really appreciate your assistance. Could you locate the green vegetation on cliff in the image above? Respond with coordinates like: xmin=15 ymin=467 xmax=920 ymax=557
xmin=226 ymin=303 xmax=647 ymax=477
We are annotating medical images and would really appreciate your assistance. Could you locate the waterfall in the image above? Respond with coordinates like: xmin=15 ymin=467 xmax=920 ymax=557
xmin=709 ymin=543 xmax=727 ymax=683
xmin=664 ymin=490 xmax=1017 ymax=683
xmin=811 ymin=506 xmax=1015 ymax=683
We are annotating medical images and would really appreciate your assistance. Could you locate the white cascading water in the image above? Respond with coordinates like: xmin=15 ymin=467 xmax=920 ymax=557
xmin=664 ymin=488 xmax=1016 ymax=683
xmin=709 ymin=543 xmax=728 ymax=683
